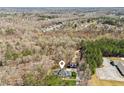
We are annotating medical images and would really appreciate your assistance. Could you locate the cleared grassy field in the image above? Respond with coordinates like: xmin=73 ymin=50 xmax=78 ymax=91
xmin=89 ymin=75 xmax=124 ymax=86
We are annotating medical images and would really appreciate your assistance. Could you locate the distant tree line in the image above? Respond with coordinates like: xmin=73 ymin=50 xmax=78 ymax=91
xmin=87 ymin=16 xmax=124 ymax=26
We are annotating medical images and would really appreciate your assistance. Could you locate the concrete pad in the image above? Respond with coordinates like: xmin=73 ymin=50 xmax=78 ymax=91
xmin=96 ymin=58 xmax=124 ymax=82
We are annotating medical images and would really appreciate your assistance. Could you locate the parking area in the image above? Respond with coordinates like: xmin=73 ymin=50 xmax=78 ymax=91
xmin=96 ymin=58 xmax=124 ymax=82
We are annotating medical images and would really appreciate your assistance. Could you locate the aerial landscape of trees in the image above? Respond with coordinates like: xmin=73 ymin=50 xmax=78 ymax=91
xmin=0 ymin=8 xmax=124 ymax=85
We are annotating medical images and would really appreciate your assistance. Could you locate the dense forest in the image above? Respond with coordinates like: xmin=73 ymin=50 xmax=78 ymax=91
xmin=80 ymin=38 xmax=124 ymax=74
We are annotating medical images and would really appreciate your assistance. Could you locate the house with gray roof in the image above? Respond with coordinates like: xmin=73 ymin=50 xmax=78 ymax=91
xmin=53 ymin=69 xmax=72 ymax=78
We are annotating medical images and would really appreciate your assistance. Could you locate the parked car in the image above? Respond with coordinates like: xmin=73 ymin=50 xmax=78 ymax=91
xmin=67 ymin=63 xmax=77 ymax=68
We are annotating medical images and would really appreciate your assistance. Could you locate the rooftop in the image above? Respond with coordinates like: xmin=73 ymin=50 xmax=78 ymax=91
xmin=53 ymin=69 xmax=72 ymax=78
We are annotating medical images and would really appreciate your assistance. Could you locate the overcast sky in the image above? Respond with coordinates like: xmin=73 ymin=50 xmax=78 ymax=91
xmin=0 ymin=0 xmax=124 ymax=7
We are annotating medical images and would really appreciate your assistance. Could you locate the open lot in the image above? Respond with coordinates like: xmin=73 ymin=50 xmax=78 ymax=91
xmin=96 ymin=58 xmax=124 ymax=82
xmin=89 ymin=57 xmax=124 ymax=86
